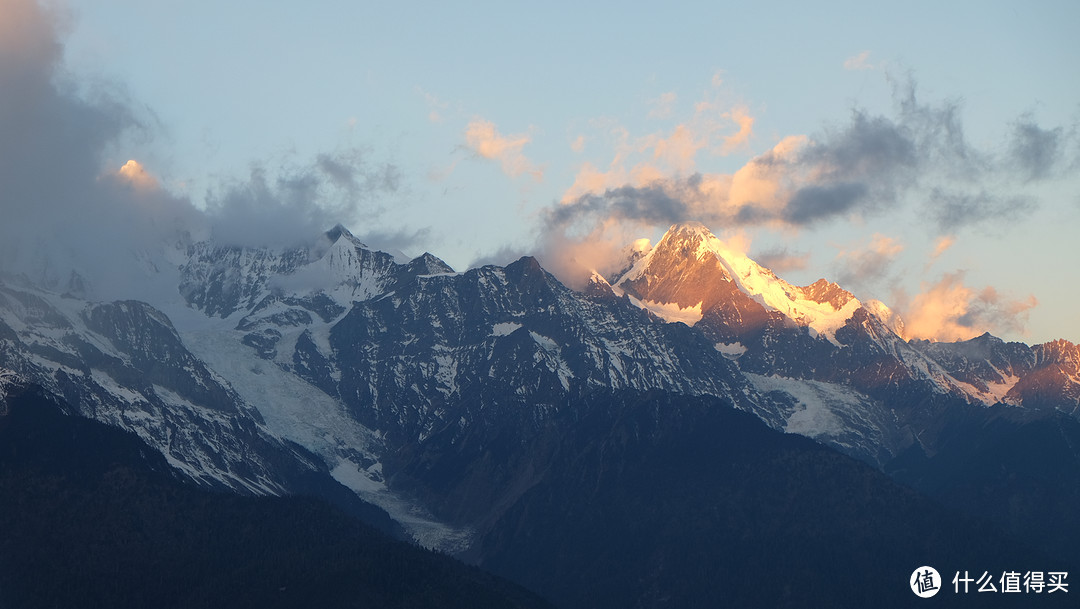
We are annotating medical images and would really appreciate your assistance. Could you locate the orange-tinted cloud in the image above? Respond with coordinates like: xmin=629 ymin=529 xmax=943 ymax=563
xmin=464 ymin=118 xmax=542 ymax=181
xmin=721 ymin=106 xmax=754 ymax=154
xmin=548 ymin=136 xmax=810 ymax=281
xmin=560 ymin=88 xmax=759 ymax=206
xmin=536 ymin=215 xmax=652 ymax=289
xmin=116 ymin=159 xmax=158 ymax=190
xmin=651 ymin=124 xmax=705 ymax=174
xmin=558 ymin=118 xmax=787 ymax=220
xmin=901 ymin=272 xmax=1037 ymax=341
xmin=559 ymin=161 xmax=627 ymax=205
xmin=726 ymin=135 xmax=806 ymax=212
xmin=928 ymin=235 xmax=955 ymax=265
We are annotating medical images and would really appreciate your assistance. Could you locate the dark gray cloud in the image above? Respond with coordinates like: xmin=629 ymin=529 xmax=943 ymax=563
xmin=548 ymin=183 xmax=691 ymax=230
xmin=316 ymin=150 xmax=401 ymax=197
xmin=925 ymin=189 xmax=1036 ymax=233
xmin=782 ymin=182 xmax=868 ymax=225
xmin=205 ymin=150 xmax=400 ymax=248
xmin=1009 ymin=116 xmax=1067 ymax=181
xmin=548 ymin=74 xmax=1070 ymax=243
xmin=800 ymin=108 xmax=919 ymax=182
xmin=891 ymin=78 xmax=986 ymax=178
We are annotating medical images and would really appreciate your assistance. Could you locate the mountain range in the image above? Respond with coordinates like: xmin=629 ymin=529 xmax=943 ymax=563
xmin=2 ymin=221 xmax=1078 ymax=607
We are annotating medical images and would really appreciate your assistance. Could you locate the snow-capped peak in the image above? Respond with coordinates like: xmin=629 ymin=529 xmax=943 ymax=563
xmin=310 ymin=223 xmax=368 ymax=261
xmin=616 ymin=222 xmax=864 ymax=342
xmin=324 ymin=223 xmax=367 ymax=248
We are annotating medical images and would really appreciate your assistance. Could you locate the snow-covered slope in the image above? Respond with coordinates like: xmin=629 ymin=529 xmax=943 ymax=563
xmin=615 ymin=222 xmax=863 ymax=342
xmin=0 ymin=280 xmax=320 ymax=494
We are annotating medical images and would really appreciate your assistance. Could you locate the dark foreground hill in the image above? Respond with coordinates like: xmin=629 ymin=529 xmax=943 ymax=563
xmin=0 ymin=382 xmax=551 ymax=609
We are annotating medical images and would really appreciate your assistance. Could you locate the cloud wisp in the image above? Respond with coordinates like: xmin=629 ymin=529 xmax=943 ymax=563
xmin=464 ymin=118 xmax=543 ymax=181
xmin=843 ymin=51 xmax=875 ymax=71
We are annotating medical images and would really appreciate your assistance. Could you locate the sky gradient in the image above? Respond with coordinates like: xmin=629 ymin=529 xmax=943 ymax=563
xmin=3 ymin=0 xmax=1078 ymax=344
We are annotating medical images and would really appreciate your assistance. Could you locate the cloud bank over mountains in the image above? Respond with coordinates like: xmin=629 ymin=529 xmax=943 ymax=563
xmin=532 ymin=74 xmax=1076 ymax=341
xmin=1 ymin=0 xmax=1074 ymax=342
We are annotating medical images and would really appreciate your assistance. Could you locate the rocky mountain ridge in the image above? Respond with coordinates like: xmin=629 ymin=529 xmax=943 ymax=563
xmin=1 ymin=221 xmax=1078 ymax=555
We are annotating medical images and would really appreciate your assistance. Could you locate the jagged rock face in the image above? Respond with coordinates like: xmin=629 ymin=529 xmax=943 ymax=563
xmin=801 ymin=278 xmax=856 ymax=309
xmin=582 ymin=272 xmax=617 ymax=300
xmin=609 ymin=223 xmax=1079 ymax=420
xmin=179 ymin=244 xmax=312 ymax=318
xmin=82 ymin=300 xmax=241 ymax=413
xmin=610 ymin=225 xmax=961 ymax=439
xmin=905 ymin=335 xmax=1080 ymax=414
xmin=909 ymin=333 xmax=1034 ymax=401
xmin=1035 ymin=339 xmax=1080 ymax=373
xmin=3 ymin=220 xmax=1080 ymax=557
xmin=327 ymin=256 xmax=774 ymax=447
xmin=1007 ymin=339 xmax=1080 ymax=413
xmin=179 ymin=225 xmax=415 ymax=320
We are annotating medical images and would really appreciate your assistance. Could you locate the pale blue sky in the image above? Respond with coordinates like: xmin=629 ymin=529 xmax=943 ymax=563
xmin=47 ymin=1 xmax=1080 ymax=342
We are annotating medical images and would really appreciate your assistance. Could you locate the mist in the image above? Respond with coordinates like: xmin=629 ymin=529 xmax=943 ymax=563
xmin=0 ymin=0 xmax=400 ymax=301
